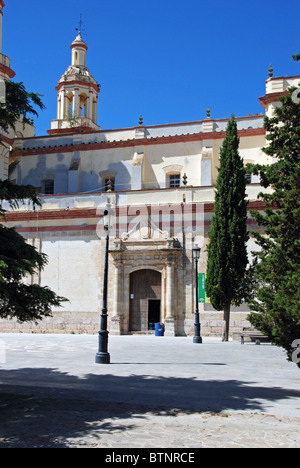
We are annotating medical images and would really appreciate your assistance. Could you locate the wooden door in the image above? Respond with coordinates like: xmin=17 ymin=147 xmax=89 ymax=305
xmin=129 ymin=269 xmax=162 ymax=331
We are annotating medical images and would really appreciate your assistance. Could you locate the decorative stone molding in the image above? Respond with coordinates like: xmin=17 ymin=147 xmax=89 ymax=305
xmin=121 ymin=215 xmax=169 ymax=241
xmin=40 ymin=173 xmax=55 ymax=181
xmin=99 ymin=170 xmax=117 ymax=178
xmin=132 ymin=152 xmax=144 ymax=166
xmin=202 ymin=147 xmax=213 ymax=158
xmin=162 ymin=164 xmax=183 ymax=174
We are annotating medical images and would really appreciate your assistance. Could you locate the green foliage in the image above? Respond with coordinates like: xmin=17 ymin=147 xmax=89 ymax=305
xmin=0 ymin=187 xmax=68 ymax=322
xmin=206 ymin=116 xmax=249 ymax=340
xmin=66 ymin=108 xmax=79 ymax=128
xmin=247 ymin=86 xmax=300 ymax=365
xmin=0 ymin=259 xmax=7 ymax=280
xmin=0 ymin=179 xmax=40 ymax=216
xmin=0 ymin=224 xmax=46 ymax=281
xmin=0 ymin=82 xmax=67 ymax=323
xmin=0 ymin=225 xmax=67 ymax=322
xmin=0 ymin=81 xmax=45 ymax=133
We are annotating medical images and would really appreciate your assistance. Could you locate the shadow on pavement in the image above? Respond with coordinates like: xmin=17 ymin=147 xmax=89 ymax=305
xmin=1 ymin=367 xmax=300 ymax=447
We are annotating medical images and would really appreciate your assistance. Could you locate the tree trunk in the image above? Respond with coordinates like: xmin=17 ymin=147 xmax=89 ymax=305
xmin=222 ymin=303 xmax=231 ymax=342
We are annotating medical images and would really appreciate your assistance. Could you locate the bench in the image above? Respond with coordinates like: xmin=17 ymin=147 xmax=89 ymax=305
xmin=240 ymin=328 xmax=269 ymax=345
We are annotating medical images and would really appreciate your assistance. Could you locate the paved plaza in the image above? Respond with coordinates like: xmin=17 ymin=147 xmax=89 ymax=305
xmin=0 ymin=333 xmax=300 ymax=448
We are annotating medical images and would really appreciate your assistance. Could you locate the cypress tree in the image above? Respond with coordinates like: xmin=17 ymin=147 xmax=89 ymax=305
xmin=247 ymin=81 xmax=300 ymax=365
xmin=206 ymin=116 xmax=248 ymax=341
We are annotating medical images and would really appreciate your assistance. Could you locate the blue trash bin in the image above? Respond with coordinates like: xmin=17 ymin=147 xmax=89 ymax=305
xmin=155 ymin=323 xmax=164 ymax=336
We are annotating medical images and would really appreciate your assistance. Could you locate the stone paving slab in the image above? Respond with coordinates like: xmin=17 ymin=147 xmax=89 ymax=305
xmin=0 ymin=334 xmax=300 ymax=448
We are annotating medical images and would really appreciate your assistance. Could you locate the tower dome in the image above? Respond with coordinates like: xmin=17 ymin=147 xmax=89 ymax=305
xmin=70 ymin=31 xmax=88 ymax=67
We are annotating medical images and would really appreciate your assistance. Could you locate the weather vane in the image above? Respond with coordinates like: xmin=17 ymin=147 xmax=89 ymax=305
xmin=75 ymin=13 xmax=86 ymax=36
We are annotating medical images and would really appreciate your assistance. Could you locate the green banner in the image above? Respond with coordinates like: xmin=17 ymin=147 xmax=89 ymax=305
xmin=198 ymin=273 xmax=206 ymax=303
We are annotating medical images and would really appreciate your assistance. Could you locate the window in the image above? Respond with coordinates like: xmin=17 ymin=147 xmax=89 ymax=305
xmin=245 ymin=173 xmax=252 ymax=184
xmin=168 ymin=173 xmax=181 ymax=188
xmin=42 ymin=179 xmax=54 ymax=195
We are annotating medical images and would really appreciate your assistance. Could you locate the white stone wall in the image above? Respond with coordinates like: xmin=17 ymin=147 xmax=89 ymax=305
xmin=0 ymin=194 xmax=259 ymax=336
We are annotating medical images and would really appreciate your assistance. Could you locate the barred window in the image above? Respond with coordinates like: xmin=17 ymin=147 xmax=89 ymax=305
xmin=168 ymin=173 xmax=181 ymax=188
xmin=42 ymin=179 xmax=54 ymax=195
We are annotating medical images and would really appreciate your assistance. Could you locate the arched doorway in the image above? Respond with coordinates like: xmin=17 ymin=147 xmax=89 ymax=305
xmin=129 ymin=269 xmax=162 ymax=332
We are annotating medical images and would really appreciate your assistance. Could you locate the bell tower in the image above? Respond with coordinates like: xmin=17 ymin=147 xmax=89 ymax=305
xmin=0 ymin=1 xmax=17 ymax=182
xmin=49 ymin=31 xmax=101 ymax=134
xmin=0 ymin=1 xmax=15 ymax=81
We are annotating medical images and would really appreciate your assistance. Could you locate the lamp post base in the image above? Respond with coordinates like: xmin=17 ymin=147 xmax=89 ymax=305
xmin=95 ymin=352 xmax=110 ymax=364
xmin=193 ymin=336 xmax=203 ymax=344
xmin=193 ymin=321 xmax=202 ymax=344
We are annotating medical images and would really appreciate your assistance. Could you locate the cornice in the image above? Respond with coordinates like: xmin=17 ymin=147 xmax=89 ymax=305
xmin=259 ymin=91 xmax=289 ymax=109
xmin=4 ymin=201 xmax=268 ymax=234
xmin=55 ymin=79 xmax=100 ymax=93
xmin=0 ymin=63 xmax=15 ymax=79
xmin=47 ymin=125 xmax=97 ymax=136
xmin=70 ymin=42 xmax=88 ymax=51
xmin=21 ymin=127 xmax=266 ymax=157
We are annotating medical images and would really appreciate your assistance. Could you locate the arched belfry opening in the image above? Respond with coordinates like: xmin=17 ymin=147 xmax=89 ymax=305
xmin=80 ymin=92 xmax=87 ymax=117
xmin=129 ymin=269 xmax=162 ymax=332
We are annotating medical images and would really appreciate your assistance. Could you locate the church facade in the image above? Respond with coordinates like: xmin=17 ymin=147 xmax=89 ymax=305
xmin=1 ymin=4 xmax=299 ymax=336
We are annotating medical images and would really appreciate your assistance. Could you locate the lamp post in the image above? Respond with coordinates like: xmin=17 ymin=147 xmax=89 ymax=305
xmin=192 ymin=244 xmax=202 ymax=344
xmin=95 ymin=209 xmax=111 ymax=364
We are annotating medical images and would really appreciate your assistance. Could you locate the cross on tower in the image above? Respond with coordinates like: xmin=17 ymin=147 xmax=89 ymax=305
xmin=76 ymin=13 xmax=84 ymax=34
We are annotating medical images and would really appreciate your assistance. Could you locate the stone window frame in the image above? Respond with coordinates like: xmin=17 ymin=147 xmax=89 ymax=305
xmin=162 ymin=164 xmax=183 ymax=189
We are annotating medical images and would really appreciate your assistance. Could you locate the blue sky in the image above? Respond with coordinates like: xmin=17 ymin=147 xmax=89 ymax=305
xmin=3 ymin=0 xmax=300 ymax=136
